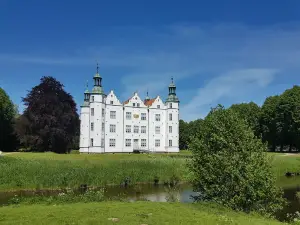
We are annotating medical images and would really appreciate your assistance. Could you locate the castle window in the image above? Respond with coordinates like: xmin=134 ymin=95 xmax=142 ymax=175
xmin=91 ymin=96 xmax=94 ymax=102
xmin=155 ymin=126 xmax=160 ymax=134
xmin=169 ymin=113 xmax=172 ymax=121
xmin=157 ymin=105 xmax=160 ymax=109
xmin=133 ymin=103 xmax=136 ymax=107
xmin=102 ymin=122 xmax=105 ymax=132
xmin=155 ymin=139 xmax=160 ymax=147
xmin=134 ymin=126 xmax=139 ymax=133
xmin=169 ymin=126 xmax=172 ymax=133
xmin=141 ymin=139 xmax=147 ymax=147
xmin=169 ymin=140 xmax=172 ymax=147
xmin=91 ymin=122 xmax=94 ymax=131
xmin=155 ymin=114 xmax=160 ymax=121
xmin=110 ymin=101 xmax=113 ymax=105
xmin=110 ymin=124 xmax=116 ymax=133
xmin=141 ymin=126 xmax=147 ymax=133
xmin=102 ymin=108 xmax=105 ymax=117
xmin=110 ymin=111 xmax=116 ymax=119
xmin=137 ymin=103 xmax=140 ymax=107
xmin=90 ymin=138 xmax=94 ymax=146
xmin=109 ymin=139 xmax=116 ymax=147
xmin=126 ymin=112 xmax=131 ymax=120
xmin=126 ymin=125 xmax=131 ymax=133
xmin=141 ymin=113 xmax=146 ymax=120
xmin=170 ymin=103 xmax=173 ymax=109
xmin=125 ymin=139 xmax=131 ymax=147
xmin=91 ymin=108 xmax=94 ymax=116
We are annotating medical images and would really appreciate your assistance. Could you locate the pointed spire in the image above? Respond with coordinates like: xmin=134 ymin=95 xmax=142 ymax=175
xmin=82 ymin=80 xmax=90 ymax=107
xmin=166 ymin=77 xmax=179 ymax=103
xmin=92 ymin=62 xmax=104 ymax=94
xmin=145 ymin=89 xmax=150 ymax=101
xmin=84 ymin=80 xmax=89 ymax=93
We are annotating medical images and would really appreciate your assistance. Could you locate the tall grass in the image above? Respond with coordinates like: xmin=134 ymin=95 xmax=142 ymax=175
xmin=0 ymin=152 xmax=298 ymax=191
xmin=0 ymin=154 xmax=188 ymax=191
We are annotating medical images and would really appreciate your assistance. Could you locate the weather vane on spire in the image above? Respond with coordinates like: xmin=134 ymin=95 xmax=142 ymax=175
xmin=171 ymin=76 xmax=174 ymax=83
xmin=96 ymin=61 xmax=99 ymax=74
xmin=86 ymin=80 xmax=89 ymax=89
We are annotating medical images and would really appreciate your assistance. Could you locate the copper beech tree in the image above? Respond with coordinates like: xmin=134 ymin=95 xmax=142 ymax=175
xmin=16 ymin=76 xmax=79 ymax=153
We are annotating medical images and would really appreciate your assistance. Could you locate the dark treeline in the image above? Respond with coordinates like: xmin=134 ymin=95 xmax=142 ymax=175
xmin=180 ymin=85 xmax=300 ymax=152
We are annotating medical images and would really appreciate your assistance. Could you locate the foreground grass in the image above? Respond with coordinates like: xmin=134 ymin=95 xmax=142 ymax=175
xmin=0 ymin=201 xmax=285 ymax=225
xmin=0 ymin=153 xmax=189 ymax=191
xmin=1 ymin=151 xmax=300 ymax=191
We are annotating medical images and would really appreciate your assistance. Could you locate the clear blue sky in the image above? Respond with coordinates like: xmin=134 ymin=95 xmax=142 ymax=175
xmin=1 ymin=0 xmax=300 ymax=121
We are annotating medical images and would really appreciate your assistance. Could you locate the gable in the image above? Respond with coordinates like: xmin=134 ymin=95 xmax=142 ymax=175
xmin=106 ymin=90 xmax=122 ymax=105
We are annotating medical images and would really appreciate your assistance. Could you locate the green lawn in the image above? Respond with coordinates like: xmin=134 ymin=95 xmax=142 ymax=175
xmin=1 ymin=151 xmax=300 ymax=191
xmin=0 ymin=201 xmax=285 ymax=225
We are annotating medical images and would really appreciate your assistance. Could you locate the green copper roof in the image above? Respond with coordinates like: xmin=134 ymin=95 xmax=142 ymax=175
xmin=94 ymin=73 xmax=101 ymax=78
xmin=166 ymin=95 xmax=179 ymax=103
xmin=169 ymin=83 xmax=176 ymax=88
xmin=92 ymin=86 xmax=104 ymax=94
xmin=84 ymin=89 xmax=90 ymax=94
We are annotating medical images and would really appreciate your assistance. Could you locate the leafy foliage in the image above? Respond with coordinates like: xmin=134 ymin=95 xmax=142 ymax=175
xmin=16 ymin=76 xmax=80 ymax=153
xmin=179 ymin=119 xmax=203 ymax=150
xmin=260 ymin=95 xmax=281 ymax=151
xmin=189 ymin=105 xmax=285 ymax=215
xmin=179 ymin=120 xmax=189 ymax=150
xmin=0 ymin=88 xmax=18 ymax=152
xmin=229 ymin=102 xmax=261 ymax=137
xmin=259 ymin=86 xmax=300 ymax=151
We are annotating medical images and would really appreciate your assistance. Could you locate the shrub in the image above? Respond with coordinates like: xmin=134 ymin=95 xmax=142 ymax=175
xmin=189 ymin=105 xmax=285 ymax=216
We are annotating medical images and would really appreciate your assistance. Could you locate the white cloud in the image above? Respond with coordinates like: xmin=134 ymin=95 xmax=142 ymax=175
xmin=180 ymin=69 xmax=278 ymax=121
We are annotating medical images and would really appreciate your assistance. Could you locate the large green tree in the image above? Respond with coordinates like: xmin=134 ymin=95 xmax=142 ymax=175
xmin=275 ymin=86 xmax=300 ymax=151
xmin=228 ymin=102 xmax=261 ymax=137
xmin=260 ymin=95 xmax=281 ymax=151
xmin=189 ymin=105 xmax=284 ymax=215
xmin=17 ymin=76 xmax=80 ymax=153
xmin=0 ymin=88 xmax=17 ymax=152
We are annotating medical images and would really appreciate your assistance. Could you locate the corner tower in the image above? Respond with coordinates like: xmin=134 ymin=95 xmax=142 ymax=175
xmin=166 ymin=77 xmax=180 ymax=152
xmin=88 ymin=63 xmax=107 ymax=153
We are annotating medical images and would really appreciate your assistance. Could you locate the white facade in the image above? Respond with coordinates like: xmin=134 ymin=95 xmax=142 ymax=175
xmin=79 ymin=69 xmax=180 ymax=153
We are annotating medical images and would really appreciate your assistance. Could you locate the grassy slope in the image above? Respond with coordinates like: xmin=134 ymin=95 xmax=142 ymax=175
xmin=1 ymin=152 xmax=300 ymax=191
xmin=0 ymin=202 xmax=284 ymax=225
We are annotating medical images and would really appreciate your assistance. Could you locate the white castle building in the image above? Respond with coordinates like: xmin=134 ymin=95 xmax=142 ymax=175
xmin=79 ymin=66 xmax=180 ymax=153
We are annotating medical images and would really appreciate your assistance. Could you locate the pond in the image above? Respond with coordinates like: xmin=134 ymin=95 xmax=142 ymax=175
xmin=1 ymin=177 xmax=300 ymax=222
